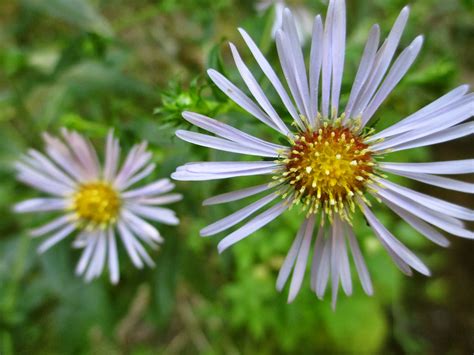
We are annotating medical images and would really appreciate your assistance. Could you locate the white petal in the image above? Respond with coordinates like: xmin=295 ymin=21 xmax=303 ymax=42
xmin=345 ymin=25 xmax=380 ymax=119
xmin=377 ymin=178 xmax=474 ymax=221
xmin=30 ymin=215 xmax=73 ymax=238
xmin=137 ymin=193 xmax=183 ymax=205
xmin=217 ymin=201 xmax=288 ymax=253
xmin=182 ymin=111 xmax=286 ymax=154
xmin=374 ymin=187 xmax=473 ymax=239
xmin=351 ymin=6 xmax=410 ymax=117
xmin=37 ymin=223 xmax=76 ymax=254
xmin=229 ymin=43 xmax=290 ymax=136
xmin=61 ymin=129 xmax=100 ymax=180
xmin=310 ymin=227 xmax=325 ymax=291
xmin=361 ymin=201 xmax=431 ymax=276
xmin=276 ymin=219 xmax=307 ymax=292
xmin=118 ymin=221 xmax=144 ymax=269
xmin=76 ymin=232 xmax=99 ymax=276
xmin=287 ymin=215 xmax=315 ymax=303
xmin=200 ymin=192 xmax=278 ymax=237
xmin=382 ymin=169 xmax=474 ymax=194
xmin=330 ymin=0 xmax=346 ymax=117
xmin=334 ymin=217 xmax=352 ymax=295
xmin=126 ymin=204 xmax=179 ymax=225
xmin=122 ymin=210 xmax=163 ymax=245
xmin=238 ymin=28 xmax=301 ymax=127
xmin=172 ymin=164 xmax=278 ymax=181
xmin=203 ymin=183 xmax=272 ymax=205
xmin=368 ymin=85 xmax=470 ymax=141
xmin=321 ymin=0 xmax=335 ymax=118
xmin=85 ymin=230 xmax=107 ymax=281
xmin=119 ymin=164 xmax=156 ymax=190
xmin=345 ymin=225 xmax=373 ymax=295
xmin=361 ymin=36 xmax=423 ymax=126
xmin=207 ymin=69 xmax=279 ymax=131
xmin=309 ymin=15 xmax=324 ymax=125
xmin=382 ymin=121 xmax=474 ymax=152
xmin=180 ymin=161 xmax=277 ymax=174
xmin=371 ymin=95 xmax=473 ymax=151
xmin=122 ymin=179 xmax=174 ymax=199
xmin=383 ymin=198 xmax=450 ymax=247
xmin=24 ymin=150 xmax=76 ymax=187
xmin=14 ymin=198 xmax=67 ymax=213
xmin=107 ymin=227 xmax=120 ymax=284
xmin=104 ymin=130 xmax=121 ymax=181
xmin=315 ymin=234 xmax=331 ymax=299
xmin=176 ymin=130 xmax=278 ymax=157
xmin=282 ymin=9 xmax=311 ymax=120
xmin=16 ymin=162 xmax=73 ymax=196
xmin=380 ymin=160 xmax=474 ymax=175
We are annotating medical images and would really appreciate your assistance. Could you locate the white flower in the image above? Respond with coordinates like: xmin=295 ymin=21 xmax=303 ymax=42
xmin=173 ymin=0 xmax=474 ymax=307
xmin=15 ymin=129 xmax=181 ymax=284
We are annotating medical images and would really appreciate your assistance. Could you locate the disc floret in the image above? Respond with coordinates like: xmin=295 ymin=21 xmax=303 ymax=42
xmin=72 ymin=182 xmax=122 ymax=227
xmin=276 ymin=122 xmax=376 ymax=220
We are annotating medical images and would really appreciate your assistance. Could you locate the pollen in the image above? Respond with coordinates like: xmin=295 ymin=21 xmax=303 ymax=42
xmin=72 ymin=182 xmax=121 ymax=227
xmin=277 ymin=124 xmax=375 ymax=220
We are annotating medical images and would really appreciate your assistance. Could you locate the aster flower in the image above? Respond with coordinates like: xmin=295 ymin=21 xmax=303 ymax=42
xmin=172 ymin=0 xmax=474 ymax=307
xmin=14 ymin=129 xmax=181 ymax=284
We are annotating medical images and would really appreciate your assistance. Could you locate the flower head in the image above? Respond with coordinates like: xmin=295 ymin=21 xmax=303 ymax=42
xmin=15 ymin=129 xmax=181 ymax=284
xmin=173 ymin=0 xmax=474 ymax=307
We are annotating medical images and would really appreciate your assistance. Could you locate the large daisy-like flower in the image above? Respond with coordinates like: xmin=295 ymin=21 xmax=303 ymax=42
xmin=15 ymin=129 xmax=181 ymax=284
xmin=173 ymin=0 xmax=473 ymax=306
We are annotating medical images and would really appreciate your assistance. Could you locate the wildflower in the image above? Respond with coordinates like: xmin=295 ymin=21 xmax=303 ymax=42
xmin=173 ymin=0 xmax=473 ymax=306
xmin=15 ymin=129 xmax=181 ymax=283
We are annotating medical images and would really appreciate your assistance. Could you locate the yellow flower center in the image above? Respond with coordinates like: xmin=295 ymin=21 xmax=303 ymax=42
xmin=72 ymin=182 xmax=121 ymax=226
xmin=277 ymin=124 xmax=375 ymax=220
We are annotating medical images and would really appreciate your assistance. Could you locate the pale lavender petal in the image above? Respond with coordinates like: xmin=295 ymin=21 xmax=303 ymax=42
xmin=126 ymin=204 xmax=179 ymax=225
xmin=361 ymin=201 xmax=430 ymax=276
xmin=361 ymin=36 xmax=423 ymax=126
xmin=14 ymin=198 xmax=67 ymax=213
xmin=382 ymin=169 xmax=474 ymax=194
xmin=30 ymin=215 xmax=74 ymax=238
xmin=182 ymin=111 xmax=286 ymax=154
xmin=37 ymin=223 xmax=76 ymax=254
xmin=377 ymin=178 xmax=474 ymax=221
xmin=380 ymin=160 xmax=474 ymax=175
xmin=330 ymin=0 xmax=346 ymax=117
xmin=118 ymin=221 xmax=144 ymax=268
xmin=203 ymin=183 xmax=272 ymax=205
xmin=288 ymin=215 xmax=315 ymax=303
xmin=238 ymin=28 xmax=301 ymax=127
xmin=368 ymin=85 xmax=470 ymax=141
xmin=351 ymin=7 xmax=410 ymax=117
xmin=207 ymin=69 xmax=279 ymax=131
xmin=309 ymin=15 xmax=324 ymax=124
xmin=229 ymin=43 xmax=290 ymax=136
xmin=381 ymin=122 xmax=474 ymax=153
xmin=201 ymin=192 xmax=278 ymax=237
xmin=217 ymin=201 xmax=288 ymax=253
xmin=383 ymin=199 xmax=450 ymax=247
xmin=276 ymin=219 xmax=307 ymax=292
xmin=345 ymin=225 xmax=373 ymax=295
xmin=374 ymin=187 xmax=473 ymax=239
xmin=122 ymin=179 xmax=174 ymax=199
xmin=345 ymin=25 xmax=380 ymax=119
xmin=107 ymin=227 xmax=120 ymax=284
xmin=176 ymin=130 xmax=278 ymax=157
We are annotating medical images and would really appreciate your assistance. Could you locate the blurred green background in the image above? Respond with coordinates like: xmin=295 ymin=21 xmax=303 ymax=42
xmin=0 ymin=0 xmax=473 ymax=353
